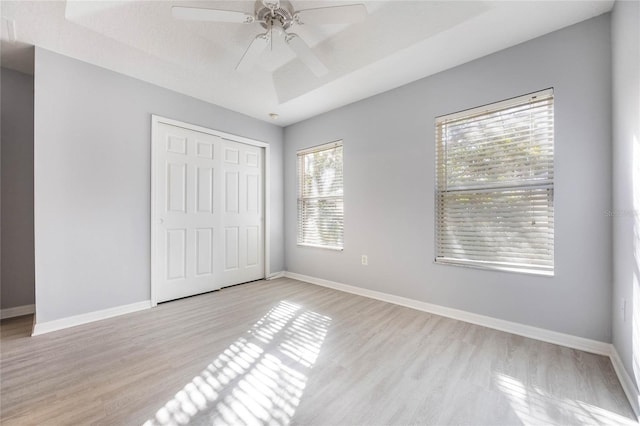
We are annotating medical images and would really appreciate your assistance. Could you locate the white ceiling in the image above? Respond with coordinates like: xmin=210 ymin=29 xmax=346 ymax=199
xmin=1 ymin=0 xmax=613 ymax=126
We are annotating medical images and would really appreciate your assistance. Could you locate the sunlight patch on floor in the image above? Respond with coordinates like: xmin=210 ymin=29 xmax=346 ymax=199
xmin=495 ymin=373 xmax=637 ymax=425
xmin=144 ymin=300 xmax=331 ymax=425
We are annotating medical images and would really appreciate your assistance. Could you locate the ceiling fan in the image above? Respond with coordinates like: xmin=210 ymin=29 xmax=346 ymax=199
xmin=172 ymin=0 xmax=367 ymax=77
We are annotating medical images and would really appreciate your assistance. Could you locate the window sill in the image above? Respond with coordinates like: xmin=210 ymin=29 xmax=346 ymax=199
xmin=435 ymin=258 xmax=554 ymax=277
xmin=297 ymin=243 xmax=343 ymax=251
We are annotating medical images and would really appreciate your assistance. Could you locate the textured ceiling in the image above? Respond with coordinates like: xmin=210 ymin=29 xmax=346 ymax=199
xmin=1 ymin=1 xmax=613 ymax=126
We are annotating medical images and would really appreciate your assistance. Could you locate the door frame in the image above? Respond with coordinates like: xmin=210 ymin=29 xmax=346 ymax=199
xmin=150 ymin=115 xmax=271 ymax=307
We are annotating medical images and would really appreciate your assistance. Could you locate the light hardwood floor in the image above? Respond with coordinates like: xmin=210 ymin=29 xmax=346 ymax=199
xmin=1 ymin=277 xmax=637 ymax=425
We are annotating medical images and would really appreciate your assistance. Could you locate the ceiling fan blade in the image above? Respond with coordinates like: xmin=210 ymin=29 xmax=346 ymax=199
xmin=236 ymin=34 xmax=270 ymax=73
xmin=285 ymin=34 xmax=328 ymax=77
xmin=294 ymin=4 xmax=367 ymax=25
xmin=171 ymin=6 xmax=254 ymax=24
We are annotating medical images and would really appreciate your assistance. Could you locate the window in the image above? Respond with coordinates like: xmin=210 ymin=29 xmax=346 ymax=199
xmin=297 ymin=141 xmax=344 ymax=250
xmin=435 ymin=89 xmax=554 ymax=275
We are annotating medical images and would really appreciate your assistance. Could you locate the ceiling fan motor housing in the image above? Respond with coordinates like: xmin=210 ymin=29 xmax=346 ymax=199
xmin=256 ymin=0 xmax=294 ymax=30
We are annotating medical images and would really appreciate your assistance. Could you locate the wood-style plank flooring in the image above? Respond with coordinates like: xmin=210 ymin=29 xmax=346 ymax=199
xmin=1 ymin=278 xmax=637 ymax=425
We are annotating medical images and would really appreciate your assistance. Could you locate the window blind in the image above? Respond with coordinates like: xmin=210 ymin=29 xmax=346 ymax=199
xmin=297 ymin=141 xmax=344 ymax=250
xmin=435 ymin=89 xmax=554 ymax=275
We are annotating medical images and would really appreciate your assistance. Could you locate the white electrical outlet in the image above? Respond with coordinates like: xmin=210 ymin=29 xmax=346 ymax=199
xmin=361 ymin=255 xmax=368 ymax=266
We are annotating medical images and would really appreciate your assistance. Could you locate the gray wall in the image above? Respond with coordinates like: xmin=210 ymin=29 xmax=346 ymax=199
xmin=612 ymin=0 xmax=640 ymax=392
xmin=284 ymin=15 xmax=613 ymax=342
xmin=34 ymin=48 xmax=284 ymax=323
xmin=1 ymin=68 xmax=35 ymax=309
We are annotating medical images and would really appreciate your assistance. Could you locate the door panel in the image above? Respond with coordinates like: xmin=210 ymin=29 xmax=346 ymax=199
xmin=225 ymin=171 xmax=239 ymax=213
xmin=167 ymin=162 xmax=187 ymax=213
xmin=166 ymin=229 xmax=186 ymax=280
xmin=247 ymin=174 xmax=259 ymax=213
xmin=196 ymin=167 xmax=214 ymax=213
xmin=195 ymin=228 xmax=214 ymax=276
xmin=220 ymin=138 xmax=264 ymax=286
xmin=246 ymin=226 xmax=259 ymax=267
xmin=224 ymin=226 xmax=240 ymax=271
xmin=224 ymin=147 xmax=240 ymax=164
xmin=155 ymin=123 xmax=223 ymax=302
xmin=167 ymin=135 xmax=187 ymax=154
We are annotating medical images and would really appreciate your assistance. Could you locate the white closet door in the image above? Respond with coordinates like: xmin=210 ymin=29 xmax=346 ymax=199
xmin=220 ymin=138 xmax=264 ymax=286
xmin=153 ymin=122 xmax=264 ymax=303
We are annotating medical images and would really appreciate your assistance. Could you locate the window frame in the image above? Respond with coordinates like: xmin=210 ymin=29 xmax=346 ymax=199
xmin=434 ymin=89 xmax=555 ymax=276
xmin=297 ymin=140 xmax=344 ymax=251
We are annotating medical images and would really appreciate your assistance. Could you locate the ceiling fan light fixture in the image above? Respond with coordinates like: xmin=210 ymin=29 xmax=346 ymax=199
xmin=262 ymin=0 xmax=280 ymax=11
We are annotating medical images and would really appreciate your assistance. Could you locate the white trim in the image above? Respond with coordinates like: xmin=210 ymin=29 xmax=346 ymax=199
xmin=150 ymin=115 xmax=271 ymax=306
xmin=297 ymin=243 xmax=344 ymax=251
xmin=283 ymin=271 xmax=610 ymax=355
xmin=0 ymin=304 xmax=35 ymax=319
xmin=266 ymin=271 xmax=285 ymax=280
xmin=263 ymin=145 xmax=271 ymax=280
xmin=32 ymin=301 xmax=151 ymax=336
xmin=436 ymin=257 xmax=554 ymax=277
xmin=151 ymin=116 xmax=159 ymax=307
xmin=152 ymin=115 xmax=270 ymax=149
xmin=609 ymin=346 xmax=640 ymax=419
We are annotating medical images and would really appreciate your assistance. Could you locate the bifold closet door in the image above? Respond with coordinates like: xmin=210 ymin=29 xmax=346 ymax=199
xmin=220 ymin=138 xmax=264 ymax=287
xmin=154 ymin=122 xmax=264 ymax=303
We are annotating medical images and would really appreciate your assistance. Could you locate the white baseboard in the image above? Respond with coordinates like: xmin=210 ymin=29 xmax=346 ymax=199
xmin=32 ymin=300 xmax=151 ymax=336
xmin=284 ymin=271 xmax=611 ymax=355
xmin=609 ymin=346 xmax=640 ymax=419
xmin=0 ymin=304 xmax=35 ymax=320
xmin=266 ymin=271 xmax=285 ymax=280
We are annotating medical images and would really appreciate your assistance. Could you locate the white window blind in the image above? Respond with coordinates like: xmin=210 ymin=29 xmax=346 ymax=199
xmin=435 ymin=89 xmax=554 ymax=275
xmin=297 ymin=141 xmax=344 ymax=250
